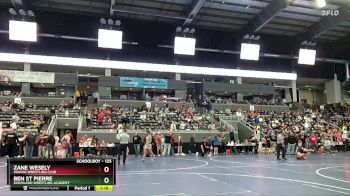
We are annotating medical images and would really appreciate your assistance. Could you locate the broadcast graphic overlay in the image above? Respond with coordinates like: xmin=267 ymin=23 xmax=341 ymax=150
xmin=7 ymin=158 xmax=116 ymax=191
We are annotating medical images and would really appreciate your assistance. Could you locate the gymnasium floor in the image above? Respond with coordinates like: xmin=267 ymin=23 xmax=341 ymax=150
xmin=0 ymin=153 xmax=350 ymax=196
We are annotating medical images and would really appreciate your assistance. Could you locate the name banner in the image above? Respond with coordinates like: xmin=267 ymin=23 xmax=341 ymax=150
xmin=120 ymin=77 xmax=168 ymax=89
xmin=0 ymin=70 xmax=55 ymax=83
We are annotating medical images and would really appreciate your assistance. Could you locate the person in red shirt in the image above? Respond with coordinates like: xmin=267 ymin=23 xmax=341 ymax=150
xmin=309 ymin=133 xmax=318 ymax=152
xmin=97 ymin=115 xmax=104 ymax=125
xmin=155 ymin=132 xmax=163 ymax=156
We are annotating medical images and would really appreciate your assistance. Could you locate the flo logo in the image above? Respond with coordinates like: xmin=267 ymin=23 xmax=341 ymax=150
xmin=321 ymin=9 xmax=340 ymax=16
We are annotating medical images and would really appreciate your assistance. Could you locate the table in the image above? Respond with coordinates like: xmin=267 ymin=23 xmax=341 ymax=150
xmin=226 ymin=143 xmax=257 ymax=154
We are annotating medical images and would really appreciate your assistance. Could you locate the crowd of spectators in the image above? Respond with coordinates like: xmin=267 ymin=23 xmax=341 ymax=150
xmin=0 ymin=90 xmax=20 ymax=97
xmin=88 ymin=104 xmax=216 ymax=131
xmin=204 ymin=95 xmax=284 ymax=105
xmin=205 ymin=95 xmax=244 ymax=104
xmin=244 ymin=108 xmax=350 ymax=154
xmin=0 ymin=101 xmax=78 ymax=159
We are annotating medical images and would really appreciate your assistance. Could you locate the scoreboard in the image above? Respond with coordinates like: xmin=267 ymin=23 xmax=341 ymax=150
xmin=7 ymin=158 xmax=116 ymax=191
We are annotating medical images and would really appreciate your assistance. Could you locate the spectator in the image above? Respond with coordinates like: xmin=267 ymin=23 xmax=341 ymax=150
xmin=24 ymin=131 xmax=35 ymax=159
xmin=212 ymin=135 xmax=221 ymax=156
xmin=46 ymin=134 xmax=56 ymax=159
xmin=287 ymin=133 xmax=297 ymax=155
xmin=189 ymin=134 xmax=196 ymax=154
xmin=3 ymin=129 xmax=18 ymax=158
xmin=176 ymin=134 xmax=185 ymax=156
xmin=85 ymin=111 xmax=91 ymax=128
xmin=200 ymin=137 xmax=210 ymax=157
xmin=163 ymin=131 xmax=172 ymax=156
xmin=75 ymin=90 xmax=81 ymax=104
xmin=11 ymin=113 xmax=20 ymax=123
xmin=133 ymin=133 xmax=142 ymax=157
xmin=155 ymin=132 xmax=163 ymax=156
xmin=37 ymin=133 xmax=47 ymax=159
xmin=309 ymin=133 xmax=318 ymax=152
xmin=229 ymin=129 xmax=235 ymax=143
xmin=61 ymin=130 xmax=74 ymax=159
xmin=170 ymin=121 xmax=177 ymax=132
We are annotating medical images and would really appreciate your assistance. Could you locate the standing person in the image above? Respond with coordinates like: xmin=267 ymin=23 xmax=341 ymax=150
xmin=309 ymin=133 xmax=318 ymax=152
xmin=276 ymin=131 xmax=287 ymax=160
xmin=212 ymin=135 xmax=221 ymax=156
xmin=155 ymin=132 xmax=163 ymax=156
xmin=170 ymin=132 xmax=175 ymax=155
xmin=200 ymin=137 xmax=210 ymax=157
xmin=189 ymin=134 xmax=196 ymax=154
xmin=93 ymin=91 xmax=99 ymax=104
xmin=229 ymin=129 xmax=235 ymax=143
xmin=170 ymin=121 xmax=177 ymax=132
xmin=142 ymin=130 xmax=155 ymax=162
xmin=37 ymin=133 xmax=47 ymax=159
xmin=17 ymin=133 xmax=26 ymax=158
xmin=85 ymin=111 xmax=91 ymax=128
xmin=287 ymin=133 xmax=297 ymax=155
xmin=61 ymin=130 xmax=73 ymax=159
xmin=116 ymin=129 xmax=130 ymax=165
xmin=3 ymin=130 xmax=19 ymax=158
xmin=133 ymin=133 xmax=142 ymax=157
xmin=25 ymin=131 xmax=35 ymax=159
xmin=163 ymin=131 xmax=172 ymax=156
xmin=75 ymin=90 xmax=81 ymax=104
xmin=46 ymin=134 xmax=56 ymax=159
xmin=177 ymin=134 xmax=185 ymax=155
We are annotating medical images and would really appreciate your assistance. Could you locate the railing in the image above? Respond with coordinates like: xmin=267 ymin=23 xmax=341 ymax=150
xmin=47 ymin=115 xmax=57 ymax=135
xmin=219 ymin=115 xmax=255 ymax=133
xmin=77 ymin=112 xmax=84 ymax=133
xmin=219 ymin=115 xmax=240 ymax=121
xmin=80 ymin=129 xmax=224 ymax=134
xmin=240 ymin=118 xmax=255 ymax=132
xmin=219 ymin=117 xmax=238 ymax=134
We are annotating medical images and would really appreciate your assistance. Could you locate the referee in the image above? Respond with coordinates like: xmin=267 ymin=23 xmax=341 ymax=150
xmin=117 ymin=128 xmax=130 ymax=165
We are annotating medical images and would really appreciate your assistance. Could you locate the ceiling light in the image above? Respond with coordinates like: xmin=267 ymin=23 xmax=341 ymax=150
xmin=9 ymin=20 xmax=37 ymax=42
xmin=98 ymin=29 xmax=123 ymax=49
xmin=27 ymin=10 xmax=35 ymax=17
xmin=298 ymin=48 xmax=316 ymax=65
xmin=0 ymin=52 xmax=297 ymax=80
xmin=189 ymin=28 xmax=196 ymax=34
xmin=18 ymin=9 xmax=26 ymax=16
xmin=115 ymin=20 xmax=121 ymax=26
xmin=100 ymin=18 xmax=107 ymax=25
xmin=174 ymin=36 xmax=196 ymax=55
xmin=9 ymin=8 xmax=17 ymax=15
xmin=107 ymin=19 xmax=114 ymax=25
xmin=176 ymin=27 xmax=182 ymax=33
xmin=240 ymin=43 xmax=260 ymax=61
xmin=316 ymin=0 xmax=326 ymax=8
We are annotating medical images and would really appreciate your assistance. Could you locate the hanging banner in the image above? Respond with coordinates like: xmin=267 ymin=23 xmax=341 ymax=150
xmin=120 ymin=77 xmax=168 ymax=89
xmin=0 ymin=70 xmax=55 ymax=83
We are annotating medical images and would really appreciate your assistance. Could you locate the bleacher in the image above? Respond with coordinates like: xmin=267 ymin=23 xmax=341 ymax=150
xmin=90 ymin=105 xmax=212 ymax=131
